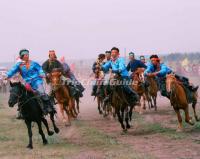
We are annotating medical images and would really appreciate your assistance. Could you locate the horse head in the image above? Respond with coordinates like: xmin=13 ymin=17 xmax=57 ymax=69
xmin=50 ymin=69 xmax=63 ymax=90
xmin=8 ymin=82 xmax=24 ymax=107
xmin=166 ymin=73 xmax=176 ymax=93
xmin=132 ymin=68 xmax=145 ymax=91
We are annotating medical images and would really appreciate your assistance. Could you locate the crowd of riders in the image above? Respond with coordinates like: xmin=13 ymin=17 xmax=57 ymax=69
xmin=4 ymin=47 xmax=199 ymax=119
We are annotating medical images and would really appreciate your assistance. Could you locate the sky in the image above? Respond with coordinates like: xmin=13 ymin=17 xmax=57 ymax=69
xmin=0 ymin=0 xmax=200 ymax=62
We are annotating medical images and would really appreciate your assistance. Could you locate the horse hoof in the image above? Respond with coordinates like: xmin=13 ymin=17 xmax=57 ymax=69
xmin=127 ymin=125 xmax=131 ymax=129
xmin=43 ymin=140 xmax=48 ymax=145
xmin=103 ymin=114 xmax=108 ymax=118
xmin=26 ymin=145 xmax=33 ymax=149
xmin=55 ymin=128 xmax=60 ymax=134
xmin=65 ymin=123 xmax=71 ymax=127
xmin=176 ymin=128 xmax=183 ymax=132
xmin=187 ymin=119 xmax=195 ymax=125
xmin=48 ymin=131 xmax=54 ymax=136
xmin=195 ymin=117 xmax=200 ymax=122
xmin=121 ymin=129 xmax=127 ymax=135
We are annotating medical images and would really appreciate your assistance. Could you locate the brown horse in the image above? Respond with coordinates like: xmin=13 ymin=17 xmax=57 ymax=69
xmin=145 ymin=76 xmax=158 ymax=111
xmin=131 ymin=68 xmax=147 ymax=114
xmin=94 ymin=61 xmax=105 ymax=115
xmin=166 ymin=74 xmax=199 ymax=131
xmin=50 ymin=69 xmax=77 ymax=126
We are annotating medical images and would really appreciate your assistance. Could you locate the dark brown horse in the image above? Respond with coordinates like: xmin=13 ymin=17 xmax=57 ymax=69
xmin=50 ymin=69 xmax=77 ymax=126
xmin=166 ymin=74 xmax=199 ymax=131
xmin=110 ymin=73 xmax=135 ymax=132
xmin=145 ymin=76 xmax=158 ymax=111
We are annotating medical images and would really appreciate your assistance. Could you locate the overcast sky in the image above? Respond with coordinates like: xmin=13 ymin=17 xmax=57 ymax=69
xmin=0 ymin=0 xmax=200 ymax=62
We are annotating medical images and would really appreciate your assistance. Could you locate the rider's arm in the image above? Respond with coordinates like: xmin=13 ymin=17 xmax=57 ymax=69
xmin=118 ymin=58 xmax=127 ymax=73
xmin=42 ymin=60 xmax=49 ymax=74
xmin=157 ymin=64 xmax=169 ymax=77
xmin=6 ymin=63 xmax=21 ymax=78
xmin=144 ymin=64 xmax=152 ymax=76
xmin=34 ymin=62 xmax=45 ymax=77
xmin=63 ymin=63 xmax=70 ymax=73
xmin=139 ymin=61 xmax=147 ymax=69
xmin=127 ymin=62 xmax=131 ymax=71
xmin=101 ymin=61 xmax=111 ymax=72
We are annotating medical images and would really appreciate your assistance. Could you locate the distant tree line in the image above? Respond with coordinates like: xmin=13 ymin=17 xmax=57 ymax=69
xmin=163 ymin=52 xmax=200 ymax=63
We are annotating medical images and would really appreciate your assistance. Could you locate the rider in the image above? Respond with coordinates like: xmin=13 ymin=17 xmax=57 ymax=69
xmin=101 ymin=47 xmax=139 ymax=105
xmin=127 ymin=52 xmax=148 ymax=89
xmin=6 ymin=49 xmax=54 ymax=116
xmin=127 ymin=52 xmax=147 ymax=77
xmin=91 ymin=54 xmax=106 ymax=96
xmin=103 ymin=51 xmax=112 ymax=96
xmin=144 ymin=54 xmax=198 ymax=101
xmin=60 ymin=56 xmax=85 ymax=97
xmin=42 ymin=50 xmax=81 ymax=98
xmin=140 ymin=55 xmax=146 ymax=64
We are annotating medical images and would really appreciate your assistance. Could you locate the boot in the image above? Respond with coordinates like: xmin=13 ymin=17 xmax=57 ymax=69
xmin=191 ymin=86 xmax=199 ymax=92
xmin=69 ymin=85 xmax=78 ymax=97
xmin=91 ymin=85 xmax=97 ymax=96
xmin=76 ymin=83 xmax=85 ymax=92
xmin=41 ymin=95 xmax=55 ymax=115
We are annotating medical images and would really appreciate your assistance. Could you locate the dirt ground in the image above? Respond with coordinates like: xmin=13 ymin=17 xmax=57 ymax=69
xmin=0 ymin=85 xmax=200 ymax=159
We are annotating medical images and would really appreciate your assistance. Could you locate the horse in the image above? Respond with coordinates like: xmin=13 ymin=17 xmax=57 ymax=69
xmin=110 ymin=73 xmax=136 ymax=132
xmin=93 ymin=64 xmax=105 ymax=115
xmin=166 ymin=73 xmax=199 ymax=131
xmin=145 ymin=76 xmax=158 ymax=111
xmin=131 ymin=68 xmax=147 ymax=114
xmin=50 ymin=69 xmax=77 ymax=126
xmin=8 ymin=82 xmax=59 ymax=149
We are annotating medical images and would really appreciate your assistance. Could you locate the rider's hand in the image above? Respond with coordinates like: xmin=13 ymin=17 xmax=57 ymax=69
xmin=39 ymin=75 xmax=45 ymax=78
xmin=147 ymin=72 xmax=157 ymax=77
xmin=46 ymin=73 xmax=50 ymax=78
xmin=25 ymin=83 xmax=32 ymax=92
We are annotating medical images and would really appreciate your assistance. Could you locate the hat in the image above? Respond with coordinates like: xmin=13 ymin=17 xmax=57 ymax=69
xmin=19 ymin=49 xmax=29 ymax=59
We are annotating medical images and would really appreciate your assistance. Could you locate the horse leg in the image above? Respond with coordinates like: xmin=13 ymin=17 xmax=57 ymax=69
xmin=184 ymin=106 xmax=194 ymax=125
xmin=59 ymin=103 xmax=67 ymax=123
xmin=153 ymin=96 xmax=157 ymax=111
xmin=69 ymin=99 xmax=77 ymax=118
xmin=192 ymin=101 xmax=199 ymax=121
xmin=116 ymin=106 xmax=125 ymax=131
xmin=129 ymin=105 xmax=134 ymax=121
xmin=150 ymin=96 xmax=154 ymax=108
xmin=139 ymin=96 xmax=144 ymax=115
xmin=143 ymin=95 xmax=146 ymax=110
xmin=50 ymin=113 xmax=60 ymax=133
xmin=76 ymin=98 xmax=80 ymax=114
xmin=71 ymin=99 xmax=78 ymax=117
xmin=36 ymin=121 xmax=48 ymax=145
xmin=97 ymin=97 xmax=103 ymax=114
xmin=25 ymin=120 xmax=33 ymax=149
xmin=63 ymin=105 xmax=71 ymax=126
xmin=125 ymin=108 xmax=131 ymax=129
xmin=41 ymin=117 xmax=54 ymax=136
xmin=174 ymin=109 xmax=183 ymax=132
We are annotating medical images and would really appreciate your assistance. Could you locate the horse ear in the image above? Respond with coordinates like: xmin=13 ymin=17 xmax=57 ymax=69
xmin=59 ymin=72 xmax=62 ymax=76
